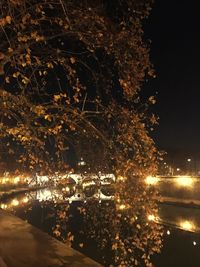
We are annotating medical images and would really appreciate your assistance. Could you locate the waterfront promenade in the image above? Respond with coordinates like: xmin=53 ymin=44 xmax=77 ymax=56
xmin=0 ymin=209 xmax=101 ymax=267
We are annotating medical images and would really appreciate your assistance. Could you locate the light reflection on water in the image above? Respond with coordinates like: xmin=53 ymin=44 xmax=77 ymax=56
xmin=158 ymin=203 xmax=200 ymax=233
xmin=1 ymin=188 xmax=200 ymax=266
xmin=0 ymin=188 xmax=64 ymax=210
xmin=1 ymin=188 xmax=200 ymax=235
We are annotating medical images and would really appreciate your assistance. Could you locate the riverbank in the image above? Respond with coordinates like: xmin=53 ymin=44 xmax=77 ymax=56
xmin=159 ymin=196 xmax=200 ymax=209
xmin=0 ymin=209 xmax=102 ymax=267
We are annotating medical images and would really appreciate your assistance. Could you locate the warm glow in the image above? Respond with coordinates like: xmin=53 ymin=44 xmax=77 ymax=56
xmin=167 ymin=230 xmax=170 ymax=235
xmin=13 ymin=176 xmax=20 ymax=184
xmin=62 ymin=186 xmax=70 ymax=192
xmin=22 ymin=197 xmax=29 ymax=203
xmin=0 ymin=203 xmax=7 ymax=209
xmin=180 ymin=220 xmax=195 ymax=232
xmin=1 ymin=178 xmax=6 ymax=184
xmin=175 ymin=176 xmax=194 ymax=187
xmin=11 ymin=199 xmax=19 ymax=206
xmin=1 ymin=177 xmax=9 ymax=184
xmin=147 ymin=214 xmax=158 ymax=222
xmin=116 ymin=197 xmax=121 ymax=203
xmin=145 ymin=176 xmax=159 ymax=185
xmin=82 ymin=181 xmax=96 ymax=187
xmin=37 ymin=189 xmax=53 ymax=201
xmin=117 ymin=176 xmax=126 ymax=182
xmin=37 ymin=175 xmax=49 ymax=183
xmin=0 ymin=175 xmax=27 ymax=185
xmin=118 ymin=204 xmax=127 ymax=210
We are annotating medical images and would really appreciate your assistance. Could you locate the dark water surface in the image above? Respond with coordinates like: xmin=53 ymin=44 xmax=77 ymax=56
xmin=1 ymin=189 xmax=200 ymax=267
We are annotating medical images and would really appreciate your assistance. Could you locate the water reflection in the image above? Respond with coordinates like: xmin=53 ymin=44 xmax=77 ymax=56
xmin=158 ymin=203 xmax=200 ymax=233
xmin=82 ymin=176 xmax=98 ymax=198
xmin=1 ymin=188 xmax=200 ymax=266
xmin=179 ymin=220 xmax=195 ymax=232
xmin=153 ymin=226 xmax=200 ymax=267
xmin=58 ymin=177 xmax=76 ymax=198
xmin=34 ymin=189 xmax=62 ymax=201
xmin=1 ymin=188 xmax=200 ymax=236
xmin=0 ymin=188 xmax=63 ymax=210
xmin=100 ymin=176 xmax=115 ymax=196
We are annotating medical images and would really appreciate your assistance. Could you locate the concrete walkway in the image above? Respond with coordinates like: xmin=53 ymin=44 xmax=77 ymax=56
xmin=0 ymin=210 xmax=102 ymax=267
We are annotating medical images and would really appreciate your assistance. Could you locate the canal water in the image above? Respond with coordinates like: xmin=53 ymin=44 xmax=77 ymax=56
xmin=1 ymin=188 xmax=200 ymax=267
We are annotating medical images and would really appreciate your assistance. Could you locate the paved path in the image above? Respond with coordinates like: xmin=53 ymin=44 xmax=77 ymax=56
xmin=0 ymin=210 xmax=102 ymax=267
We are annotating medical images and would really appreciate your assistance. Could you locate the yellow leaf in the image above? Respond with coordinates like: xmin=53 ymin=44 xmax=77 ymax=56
xmin=148 ymin=96 xmax=156 ymax=105
xmin=8 ymin=47 xmax=13 ymax=53
xmin=6 ymin=16 xmax=12 ymax=24
xmin=70 ymin=57 xmax=76 ymax=64
xmin=54 ymin=94 xmax=61 ymax=101
xmin=47 ymin=62 xmax=54 ymax=68
xmin=13 ymin=72 xmax=20 ymax=78
xmin=22 ymin=77 xmax=29 ymax=84
xmin=44 ymin=114 xmax=51 ymax=121
xmin=5 ymin=77 xmax=10 ymax=83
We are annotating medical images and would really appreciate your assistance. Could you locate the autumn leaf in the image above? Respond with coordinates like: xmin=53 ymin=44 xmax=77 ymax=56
xmin=54 ymin=94 xmax=61 ymax=102
xmin=5 ymin=16 xmax=12 ymax=24
xmin=70 ymin=57 xmax=76 ymax=64
xmin=148 ymin=96 xmax=156 ymax=105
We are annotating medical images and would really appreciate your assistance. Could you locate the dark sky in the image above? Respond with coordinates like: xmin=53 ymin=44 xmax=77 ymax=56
xmin=144 ymin=0 xmax=200 ymax=157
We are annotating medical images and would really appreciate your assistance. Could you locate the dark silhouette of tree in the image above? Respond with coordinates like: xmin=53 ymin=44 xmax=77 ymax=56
xmin=0 ymin=1 xmax=162 ymax=266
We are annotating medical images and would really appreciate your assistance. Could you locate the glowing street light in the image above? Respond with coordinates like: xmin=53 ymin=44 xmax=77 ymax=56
xmin=13 ymin=176 xmax=20 ymax=184
xmin=117 ymin=204 xmax=130 ymax=211
xmin=148 ymin=214 xmax=156 ymax=221
xmin=117 ymin=175 xmax=126 ymax=182
xmin=119 ymin=204 xmax=126 ymax=210
xmin=11 ymin=199 xmax=19 ymax=206
xmin=145 ymin=176 xmax=159 ymax=185
xmin=175 ymin=176 xmax=194 ymax=188
xmin=179 ymin=220 xmax=195 ymax=232
xmin=22 ymin=197 xmax=29 ymax=203
xmin=147 ymin=214 xmax=159 ymax=222
xmin=0 ymin=204 xmax=7 ymax=209
xmin=167 ymin=230 xmax=171 ymax=235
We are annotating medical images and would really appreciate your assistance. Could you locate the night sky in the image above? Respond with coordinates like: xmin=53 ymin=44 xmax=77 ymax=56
xmin=144 ymin=0 xmax=200 ymax=158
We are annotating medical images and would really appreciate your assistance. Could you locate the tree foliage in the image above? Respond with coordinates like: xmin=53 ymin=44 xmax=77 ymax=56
xmin=0 ymin=0 xmax=162 ymax=266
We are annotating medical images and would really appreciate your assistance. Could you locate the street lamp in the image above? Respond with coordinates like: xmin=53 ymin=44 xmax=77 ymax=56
xmin=186 ymin=158 xmax=192 ymax=175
